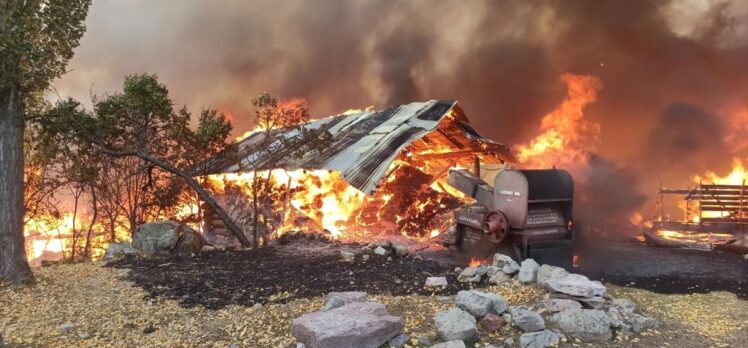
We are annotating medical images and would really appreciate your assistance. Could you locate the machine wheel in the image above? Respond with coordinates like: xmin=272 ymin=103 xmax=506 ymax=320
xmin=483 ymin=210 xmax=510 ymax=244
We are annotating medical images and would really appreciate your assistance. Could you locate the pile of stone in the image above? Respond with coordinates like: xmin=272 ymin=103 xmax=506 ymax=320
xmin=432 ymin=289 xmax=562 ymax=348
xmin=291 ymin=292 xmax=404 ymax=348
xmin=340 ymin=240 xmax=410 ymax=262
xmin=290 ymin=253 xmax=661 ymax=348
xmin=429 ymin=253 xmax=661 ymax=347
xmin=455 ymin=254 xmax=535 ymax=285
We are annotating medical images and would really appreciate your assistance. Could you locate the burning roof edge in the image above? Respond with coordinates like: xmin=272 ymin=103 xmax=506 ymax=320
xmin=194 ymin=100 xmax=516 ymax=194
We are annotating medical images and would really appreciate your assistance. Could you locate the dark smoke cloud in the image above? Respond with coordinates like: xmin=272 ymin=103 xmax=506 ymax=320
xmin=644 ymin=103 xmax=733 ymax=180
xmin=575 ymin=154 xmax=648 ymax=237
xmin=52 ymin=0 xmax=748 ymax=217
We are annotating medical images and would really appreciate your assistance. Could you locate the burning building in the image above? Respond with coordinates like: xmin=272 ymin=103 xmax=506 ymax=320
xmin=195 ymin=100 xmax=517 ymax=246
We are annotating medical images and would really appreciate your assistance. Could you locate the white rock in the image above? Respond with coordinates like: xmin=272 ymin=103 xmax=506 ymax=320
xmin=492 ymin=253 xmax=515 ymax=267
xmin=425 ymin=277 xmax=449 ymax=288
xmin=456 ymin=290 xmax=509 ymax=317
xmin=458 ymin=267 xmax=483 ymax=283
xmin=536 ymin=265 xmax=568 ymax=285
xmin=502 ymin=262 xmax=521 ymax=275
xmin=434 ymin=308 xmax=479 ymax=343
xmin=485 ymin=266 xmax=502 ymax=277
xmin=519 ymin=330 xmax=560 ymax=348
xmin=374 ymin=246 xmax=389 ymax=256
xmin=511 ymin=306 xmax=545 ymax=332
xmin=459 ymin=267 xmax=478 ymax=277
xmin=541 ymin=299 xmax=582 ymax=313
xmin=545 ymin=274 xmax=607 ymax=298
xmin=550 ymin=308 xmax=614 ymax=341
xmin=517 ymin=259 xmax=540 ymax=283
xmin=489 ymin=272 xmax=512 ymax=285
xmin=322 ymin=291 xmax=367 ymax=311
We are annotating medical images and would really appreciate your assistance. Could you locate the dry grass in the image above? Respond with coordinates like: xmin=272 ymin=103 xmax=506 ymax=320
xmin=1 ymin=263 xmax=745 ymax=348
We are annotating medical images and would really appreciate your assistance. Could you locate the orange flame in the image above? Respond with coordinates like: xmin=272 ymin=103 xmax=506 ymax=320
xmin=516 ymin=73 xmax=602 ymax=174
xmin=468 ymin=257 xmax=489 ymax=267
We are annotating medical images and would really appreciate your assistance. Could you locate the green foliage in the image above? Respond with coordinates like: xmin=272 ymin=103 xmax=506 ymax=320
xmin=39 ymin=74 xmax=235 ymax=233
xmin=0 ymin=0 xmax=91 ymax=92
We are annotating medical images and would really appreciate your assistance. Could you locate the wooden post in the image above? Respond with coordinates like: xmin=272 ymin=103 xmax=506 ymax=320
xmin=741 ymin=179 xmax=746 ymax=234
xmin=473 ymin=155 xmax=480 ymax=178
xmin=698 ymin=179 xmax=703 ymax=225
xmin=685 ymin=185 xmax=690 ymax=222
xmin=659 ymin=180 xmax=664 ymax=221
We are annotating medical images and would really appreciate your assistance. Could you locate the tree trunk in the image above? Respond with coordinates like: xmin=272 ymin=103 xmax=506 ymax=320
xmin=83 ymin=183 xmax=98 ymax=259
xmin=0 ymin=86 xmax=33 ymax=284
xmin=91 ymin=145 xmax=252 ymax=246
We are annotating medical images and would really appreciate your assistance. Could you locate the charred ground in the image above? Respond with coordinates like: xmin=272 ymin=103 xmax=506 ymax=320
xmin=107 ymin=237 xmax=747 ymax=311
xmin=106 ymin=240 xmax=472 ymax=310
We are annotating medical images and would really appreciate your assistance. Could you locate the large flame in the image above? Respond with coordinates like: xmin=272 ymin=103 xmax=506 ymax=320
xmin=693 ymin=158 xmax=747 ymax=186
xmin=692 ymin=157 xmax=747 ymax=221
xmin=516 ymin=73 xmax=602 ymax=175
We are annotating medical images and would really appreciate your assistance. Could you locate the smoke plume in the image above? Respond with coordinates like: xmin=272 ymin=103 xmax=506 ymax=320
xmin=52 ymin=0 xmax=748 ymax=221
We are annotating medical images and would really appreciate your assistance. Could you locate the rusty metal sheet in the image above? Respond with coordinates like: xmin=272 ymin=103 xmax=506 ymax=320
xmin=197 ymin=100 xmax=516 ymax=194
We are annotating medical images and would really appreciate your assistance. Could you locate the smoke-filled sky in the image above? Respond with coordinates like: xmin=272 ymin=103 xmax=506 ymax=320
xmin=53 ymin=0 xmax=747 ymax=212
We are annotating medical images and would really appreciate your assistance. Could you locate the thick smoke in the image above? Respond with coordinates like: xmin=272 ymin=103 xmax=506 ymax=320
xmin=644 ymin=103 xmax=733 ymax=181
xmin=53 ymin=0 xmax=748 ymax=221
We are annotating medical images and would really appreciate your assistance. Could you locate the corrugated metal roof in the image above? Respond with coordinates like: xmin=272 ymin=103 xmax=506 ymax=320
xmin=197 ymin=100 xmax=516 ymax=193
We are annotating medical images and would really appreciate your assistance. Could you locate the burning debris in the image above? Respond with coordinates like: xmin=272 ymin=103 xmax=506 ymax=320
xmin=196 ymin=100 xmax=515 ymax=247
xmin=638 ymin=159 xmax=748 ymax=253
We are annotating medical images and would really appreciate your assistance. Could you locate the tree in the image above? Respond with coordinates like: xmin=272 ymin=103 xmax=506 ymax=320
xmin=0 ymin=0 xmax=91 ymax=284
xmin=239 ymin=93 xmax=332 ymax=244
xmin=43 ymin=74 xmax=250 ymax=245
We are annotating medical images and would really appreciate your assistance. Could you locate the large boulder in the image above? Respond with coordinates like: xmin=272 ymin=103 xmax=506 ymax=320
xmin=291 ymin=301 xmax=403 ymax=348
xmin=103 ymin=242 xmax=137 ymax=260
xmin=456 ymin=290 xmax=509 ymax=318
xmin=545 ymin=274 xmax=607 ymax=298
xmin=517 ymin=259 xmax=540 ymax=284
xmin=519 ymin=330 xmax=560 ymax=348
xmin=322 ymin=291 xmax=367 ymax=311
xmin=511 ymin=306 xmax=545 ymax=332
xmin=434 ymin=308 xmax=479 ymax=343
xmin=132 ymin=221 xmax=203 ymax=256
xmin=536 ymin=265 xmax=568 ymax=285
xmin=174 ymin=225 xmax=204 ymax=254
xmin=550 ymin=309 xmax=614 ymax=341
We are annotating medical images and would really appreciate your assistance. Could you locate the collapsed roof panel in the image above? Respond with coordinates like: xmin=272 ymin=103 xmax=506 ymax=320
xmin=196 ymin=99 xmax=516 ymax=194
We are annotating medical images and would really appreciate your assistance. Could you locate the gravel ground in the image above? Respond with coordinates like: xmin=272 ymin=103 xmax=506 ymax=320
xmin=1 ymin=251 xmax=746 ymax=347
